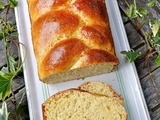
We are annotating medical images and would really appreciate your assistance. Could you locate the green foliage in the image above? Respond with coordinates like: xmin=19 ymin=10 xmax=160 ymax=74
xmin=0 ymin=75 xmax=11 ymax=101
xmin=127 ymin=4 xmax=137 ymax=18
xmin=0 ymin=32 xmax=3 ymax=40
xmin=156 ymin=55 xmax=160 ymax=66
xmin=121 ymin=50 xmax=141 ymax=63
xmin=148 ymin=31 xmax=160 ymax=47
xmin=147 ymin=0 xmax=158 ymax=7
xmin=0 ymin=56 xmax=20 ymax=102
xmin=126 ymin=3 xmax=148 ymax=18
xmin=122 ymin=0 xmax=160 ymax=67
xmin=9 ymin=56 xmax=19 ymax=73
xmin=8 ymin=0 xmax=18 ymax=8
xmin=149 ymin=20 xmax=160 ymax=37
xmin=6 ymin=23 xmax=15 ymax=33
xmin=137 ymin=8 xmax=148 ymax=17
xmin=16 ymin=93 xmax=27 ymax=119
xmin=0 ymin=2 xmax=4 ymax=9
xmin=0 ymin=13 xmax=22 ymax=102
xmin=0 ymin=56 xmax=23 ymax=102
xmin=0 ymin=102 xmax=9 ymax=120
xmin=0 ymin=0 xmax=27 ymax=119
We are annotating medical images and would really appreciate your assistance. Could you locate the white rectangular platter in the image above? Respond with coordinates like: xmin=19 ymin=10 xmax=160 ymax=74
xmin=14 ymin=0 xmax=151 ymax=120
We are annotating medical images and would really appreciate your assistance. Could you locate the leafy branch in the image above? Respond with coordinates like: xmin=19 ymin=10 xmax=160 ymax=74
xmin=0 ymin=0 xmax=27 ymax=120
xmin=121 ymin=0 xmax=160 ymax=95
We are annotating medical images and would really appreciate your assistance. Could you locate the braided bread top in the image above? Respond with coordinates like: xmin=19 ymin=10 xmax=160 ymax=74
xmin=27 ymin=0 xmax=119 ymax=81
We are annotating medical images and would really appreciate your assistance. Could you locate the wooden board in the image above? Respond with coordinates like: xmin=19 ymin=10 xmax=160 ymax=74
xmin=0 ymin=0 xmax=160 ymax=119
xmin=118 ymin=0 xmax=160 ymax=119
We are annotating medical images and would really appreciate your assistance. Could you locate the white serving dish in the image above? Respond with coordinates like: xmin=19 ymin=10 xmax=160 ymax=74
xmin=14 ymin=0 xmax=151 ymax=120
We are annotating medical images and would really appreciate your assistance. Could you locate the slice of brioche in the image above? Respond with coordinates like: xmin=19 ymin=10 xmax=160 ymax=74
xmin=78 ymin=81 xmax=124 ymax=105
xmin=42 ymin=89 xmax=127 ymax=120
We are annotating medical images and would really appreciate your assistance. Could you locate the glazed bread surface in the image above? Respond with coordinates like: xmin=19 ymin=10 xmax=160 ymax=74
xmin=42 ymin=89 xmax=127 ymax=120
xmin=78 ymin=81 xmax=124 ymax=105
xmin=27 ymin=0 xmax=119 ymax=84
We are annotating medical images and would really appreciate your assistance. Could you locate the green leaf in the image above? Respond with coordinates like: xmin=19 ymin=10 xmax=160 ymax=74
xmin=9 ymin=56 xmax=18 ymax=73
xmin=6 ymin=23 xmax=14 ymax=33
xmin=8 ymin=0 xmax=18 ymax=8
xmin=0 ymin=2 xmax=4 ymax=9
xmin=0 ymin=67 xmax=8 ymax=75
xmin=15 ymin=92 xmax=27 ymax=119
xmin=3 ymin=40 xmax=10 ymax=47
xmin=147 ymin=31 xmax=160 ymax=46
xmin=0 ymin=67 xmax=14 ymax=80
xmin=156 ymin=55 xmax=160 ymax=66
xmin=0 ymin=102 xmax=9 ymax=120
xmin=147 ymin=0 xmax=158 ymax=7
xmin=0 ymin=75 xmax=12 ymax=101
xmin=157 ymin=31 xmax=160 ymax=38
xmin=16 ymin=103 xmax=27 ymax=118
xmin=129 ymin=4 xmax=137 ymax=18
xmin=0 ymin=32 xmax=3 ymax=40
xmin=121 ymin=50 xmax=141 ymax=63
xmin=150 ymin=36 xmax=160 ymax=45
xmin=137 ymin=8 xmax=148 ymax=17
xmin=149 ymin=20 xmax=159 ymax=37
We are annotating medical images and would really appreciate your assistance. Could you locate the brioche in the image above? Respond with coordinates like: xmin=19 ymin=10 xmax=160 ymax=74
xmin=42 ymin=89 xmax=127 ymax=120
xmin=27 ymin=0 xmax=119 ymax=84
xmin=78 ymin=81 xmax=124 ymax=105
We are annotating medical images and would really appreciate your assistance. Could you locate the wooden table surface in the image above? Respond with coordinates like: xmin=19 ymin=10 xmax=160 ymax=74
xmin=0 ymin=0 xmax=160 ymax=120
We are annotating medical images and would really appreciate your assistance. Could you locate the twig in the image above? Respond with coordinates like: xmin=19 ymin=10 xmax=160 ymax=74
xmin=147 ymin=62 xmax=160 ymax=96
xmin=11 ymin=40 xmax=21 ymax=69
xmin=11 ymin=86 xmax=18 ymax=120
xmin=122 ymin=0 xmax=152 ymax=50
xmin=2 ymin=4 xmax=11 ymax=73
xmin=11 ymin=40 xmax=27 ymax=76
xmin=4 ymin=4 xmax=10 ymax=23
xmin=123 ymin=0 xmax=160 ymax=96
xmin=124 ymin=0 xmax=130 ymax=8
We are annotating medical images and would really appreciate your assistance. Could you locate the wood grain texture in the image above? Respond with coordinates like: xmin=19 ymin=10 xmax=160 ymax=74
xmin=118 ymin=0 xmax=160 ymax=119
xmin=0 ymin=88 xmax=29 ymax=120
xmin=124 ymin=22 xmax=144 ymax=49
xmin=141 ymin=68 xmax=160 ymax=120
xmin=0 ymin=0 xmax=29 ymax=119
xmin=0 ymin=41 xmax=18 ymax=68
xmin=150 ymin=107 xmax=160 ymax=120
xmin=0 ymin=1 xmax=18 ymax=68
xmin=0 ymin=0 xmax=160 ymax=120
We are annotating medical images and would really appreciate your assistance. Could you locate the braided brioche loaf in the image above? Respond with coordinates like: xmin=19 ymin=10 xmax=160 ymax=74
xmin=27 ymin=0 xmax=119 ymax=84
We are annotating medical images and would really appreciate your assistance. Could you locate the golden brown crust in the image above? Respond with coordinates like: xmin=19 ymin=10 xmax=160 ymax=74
xmin=79 ymin=49 xmax=119 ymax=67
xmin=42 ymin=104 xmax=47 ymax=120
xmin=27 ymin=0 xmax=69 ymax=23
xmin=73 ymin=0 xmax=108 ymax=25
xmin=31 ymin=10 xmax=80 ymax=63
xmin=27 ymin=0 xmax=119 ymax=82
xmin=39 ymin=38 xmax=88 ymax=78
xmin=81 ymin=25 xmax=114 ymax=52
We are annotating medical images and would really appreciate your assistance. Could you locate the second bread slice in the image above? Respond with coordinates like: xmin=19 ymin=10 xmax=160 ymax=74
xmin=42 ymin=89 xmax=127 ymax=120
xmin=78 ymin=81 xmax=124 ymax=105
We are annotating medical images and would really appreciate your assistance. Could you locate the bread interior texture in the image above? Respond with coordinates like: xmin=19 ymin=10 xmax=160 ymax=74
xmin=42 ymin=89 xmax=127 ymax=120
xmin=78 ymin=81 xmax=124 ymax=105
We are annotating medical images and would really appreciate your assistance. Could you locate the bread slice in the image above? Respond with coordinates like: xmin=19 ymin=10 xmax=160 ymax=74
xmin=78 ymin=81 xmax=124 ymax=105
xmin=42 ymin=89 xmax=127 ymax=120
